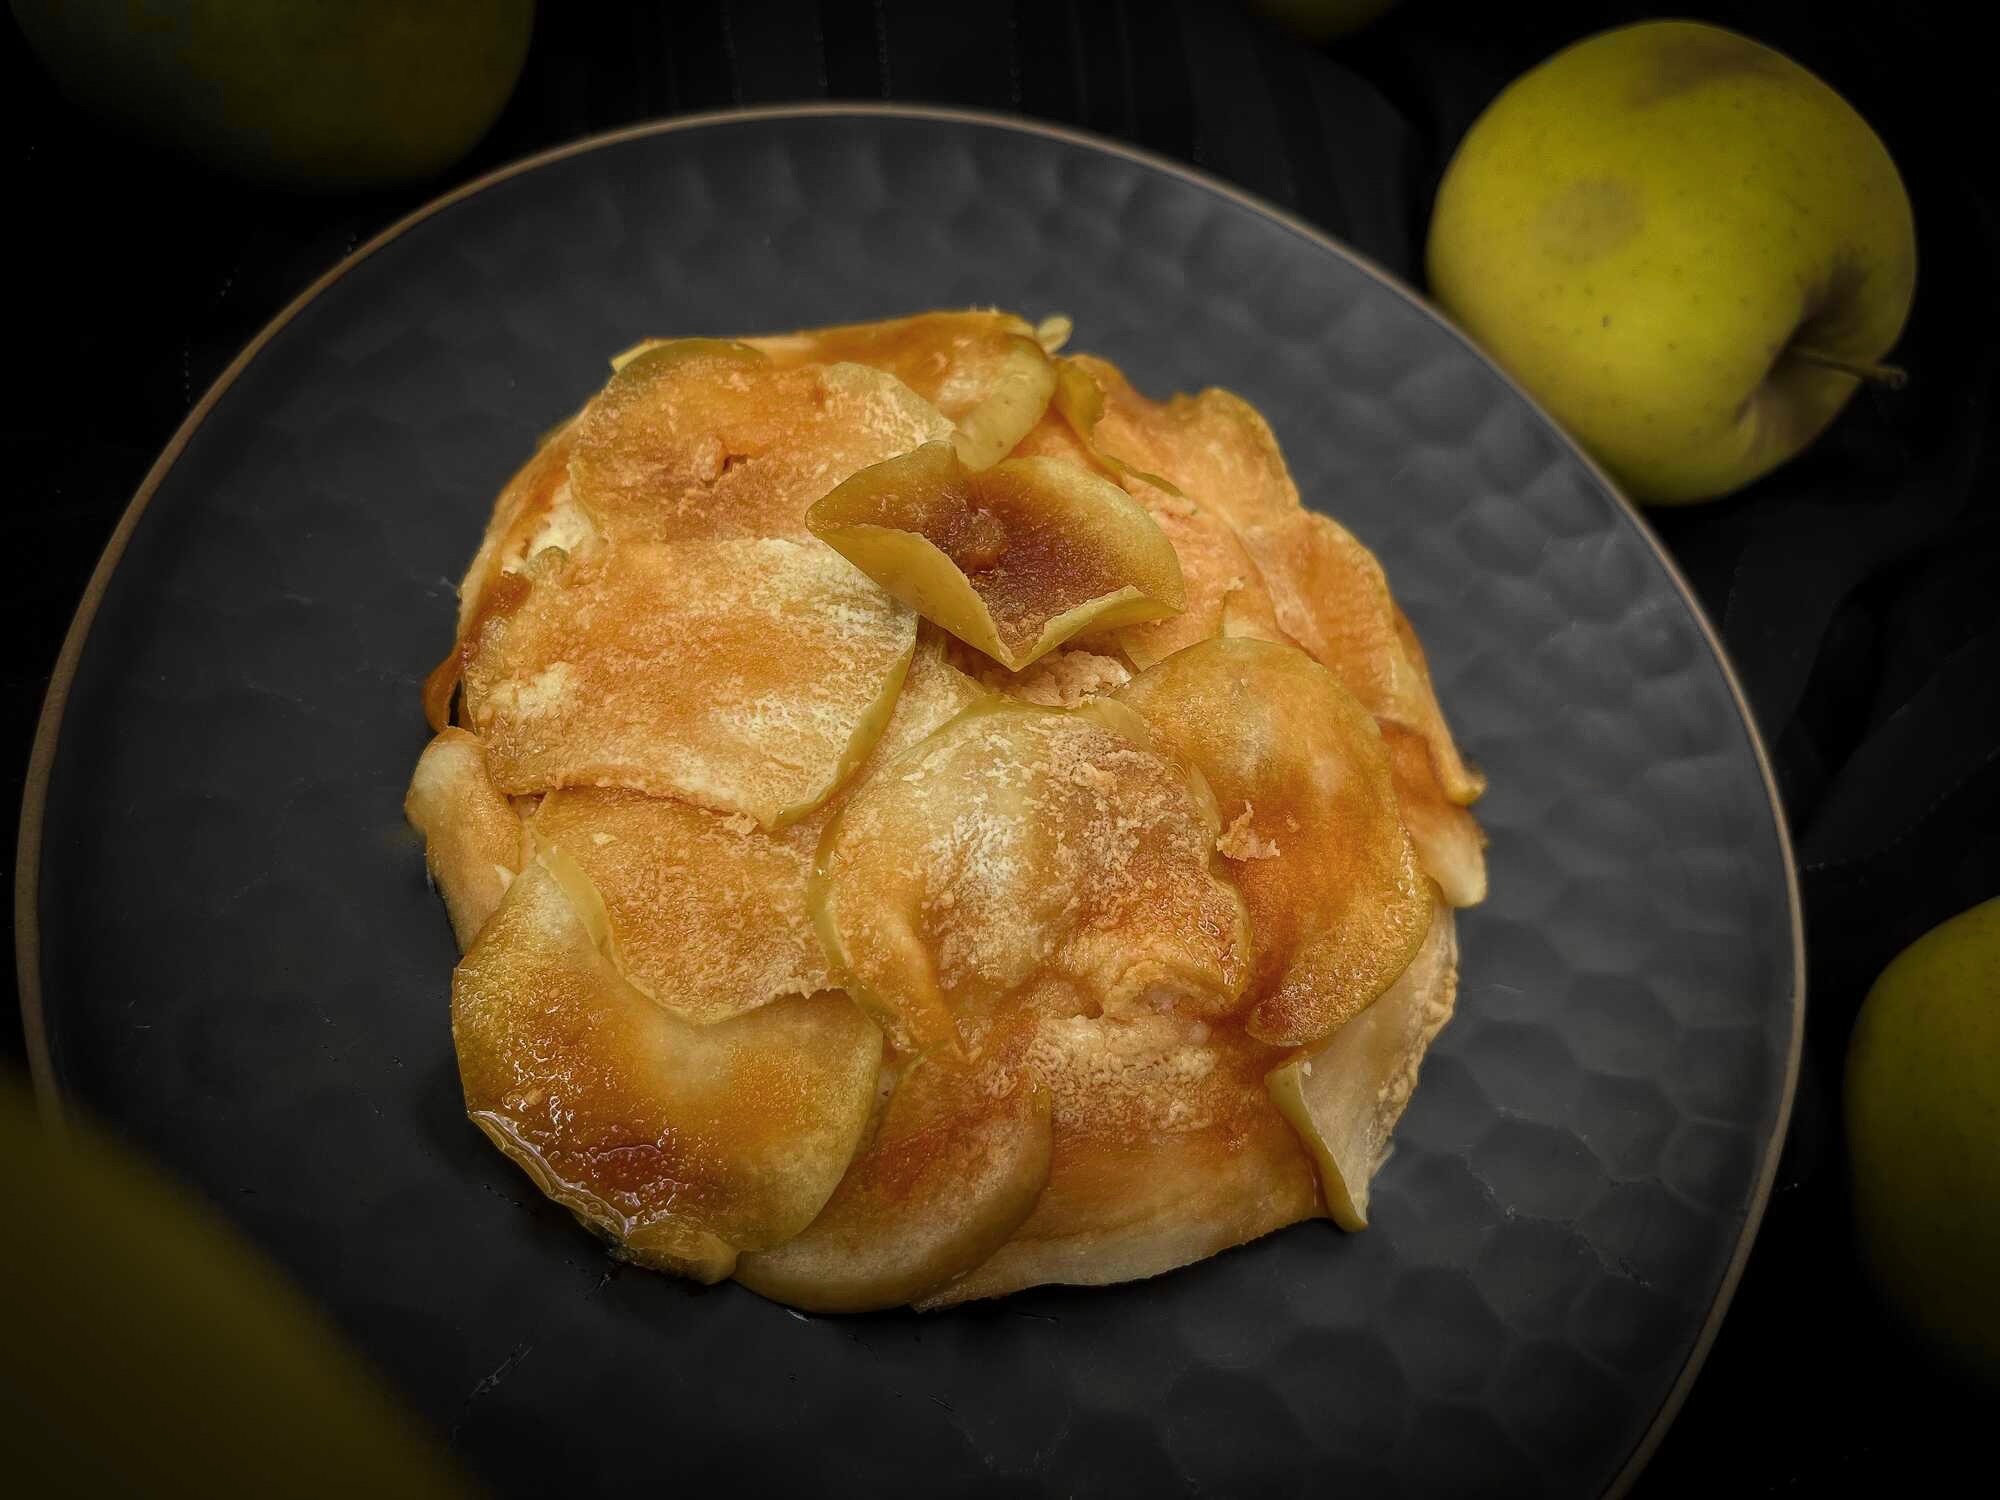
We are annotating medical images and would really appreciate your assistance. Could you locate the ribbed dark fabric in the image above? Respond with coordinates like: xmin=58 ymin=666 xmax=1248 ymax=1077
xmin=6 ymin=1 xmax=1996 ymax=1489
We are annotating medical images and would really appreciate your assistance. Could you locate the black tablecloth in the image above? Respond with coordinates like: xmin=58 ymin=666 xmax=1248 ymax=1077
xmin=8 ymin=1 xmax=1998 ymax=1490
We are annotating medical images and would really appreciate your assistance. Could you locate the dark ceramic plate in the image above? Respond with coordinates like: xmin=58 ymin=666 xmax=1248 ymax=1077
xmin=19 ymin=107 xmax=1800 ymax=1499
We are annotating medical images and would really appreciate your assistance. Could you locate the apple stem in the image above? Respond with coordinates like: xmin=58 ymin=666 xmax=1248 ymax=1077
xmin=1789 ymin=346 xmax=1909 ymax=389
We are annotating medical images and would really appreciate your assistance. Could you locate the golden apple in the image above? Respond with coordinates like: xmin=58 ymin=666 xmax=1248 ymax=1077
xmin=12 ymin=0 xmax=534 ymax=191
xmin=1427 ymin=21 xmax=1916 ymax=505
xmin=1846 ymin=896 xmax=2000 ymax=1390
xmin=0 ymin=1078 xmax=468 ymax=1493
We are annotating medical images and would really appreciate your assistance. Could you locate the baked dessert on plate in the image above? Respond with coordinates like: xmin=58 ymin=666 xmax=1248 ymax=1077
xmin=407 ymin=310 xmax=1487 ymax=1312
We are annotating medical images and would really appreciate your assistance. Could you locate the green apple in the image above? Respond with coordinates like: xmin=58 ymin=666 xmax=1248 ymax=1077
xmin=1426 ymin=21 xmax=1916 ymax=505
xmin=12 ymin=0 xmax=534 ymax=191
xmin=0 ymin=1077 xmax=469 ymax=1493
xmin=1846 ymin=897 xmax=2000 ymax=1391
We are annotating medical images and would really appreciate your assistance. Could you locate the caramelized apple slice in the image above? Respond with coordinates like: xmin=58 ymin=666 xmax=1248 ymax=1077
xmin=404 ymin=728 xmax=528 ymax=950
xmin=1069 ymin=356 xmax=1484 ymax=806
xmin=1383 ymin=724 xmax=1488 ymax=908
xmin=1267 ymin=900 xmax=1459 ymax=1230
xmin=1236 ymin=510 xmax=1488 ymax=804
xmin=454 ymin=418 xmax=588 ymax=639
xmin=1107 ymin=494 xmax=1287 ymax=670
xmin=520 ymin=641 xmax=987 ymax=1027
xmin=1119 ymin=638 xmax=1432 ymax=1049
xmin=423 ymin=422 xmax=596 ymax=731
xmin=1007 ymin=403 xmax=1101 ymax=469
xmin=1049 ymin=356 xmax=1187 ymax=496
xmin=452 ymin=849 xmax=881 ymax=1279
xmin=1391 ymin=605 xmax=1487 ymax=806
xmin=570 ymin=339 xmax=952 ymax=545
xmin=741 ymin=310 xmax=1056 ymax=471
xmin=836 ymin=627 xmax=993 ymax=783
xmin=461 ymin=538 xmax=917 ymax=827
xmin=528 ymin=790 xmax=827 ymax=1025
xmin=807 ymin=442 xmax=1185 ymax=672
xmin=916 ymin=1013 xmax=1320 ymax=1307
xmin=734 ymin=1032 xmax=1053 ymax=1312
xmin=1014 ymin=377 xmax=1286 ymax=670
xmin=811 ymin=701 xmax=1250 ymax=1055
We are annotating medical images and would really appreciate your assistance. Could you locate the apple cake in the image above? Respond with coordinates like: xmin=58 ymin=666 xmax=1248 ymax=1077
xmin=407 ymin=310 xmax=1487 ymax=1312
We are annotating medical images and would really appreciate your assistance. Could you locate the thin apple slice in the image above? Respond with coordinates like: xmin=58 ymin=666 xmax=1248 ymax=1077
xmin=811 ymin=700 xmax=1250 ymax=1056
xmin=741 ymin=310 xmax=1057 ymax=471
xmin=807 ymin=441 xmax=1185 ymax=672
xmin=1048 ymin=356 xmax=1188 ymax=496
xmin=520 ymin=641 xmax=987 ymax=1027
xmin=454 ymin=418 xmax=589 ymax=639
xmin=461 ymin=537 xmax=917 ymax=827
xmin=915 ymin=1012 xmax=1320 ymax=1308
xmin=1243 ymin=512 xmax=1483 ymax=804
xmin=1015 ymin=375 xmax=1287 ymax=669
xmin=1106 ymin=493 xmax=1288 ymax=670
xmin=1007 ymin=403 xmax=1101 ymax=469
xmin=733 ymin=1029 xmax=1053 ymax=1312
xmin=404 ymin=727 xmax=529 ymax=951
xmin=424 ymin=422 xmax=595 ymax=732
xmin=1391 ymin=605 xmax=1487 ymax=806
xmin=528 ymin=790 xmax=827 ymax=1025
xmin=569 ymin=338 xmax=952 ymax=545
xmin=1267 ymin=900 xmax=1459 ymax=1231
xmin=1119 ymin=638 xmax=1432 ymax=1048
xmin=452 ymin=848 xmax=881 ymax=1279
xmin=832 ymin=627 xmax=993 ymax=787
xmin=1383 ymin=723 xmax=1488 ymax=908
xmin=1068 ymin=357 xmax=1485 ymax=806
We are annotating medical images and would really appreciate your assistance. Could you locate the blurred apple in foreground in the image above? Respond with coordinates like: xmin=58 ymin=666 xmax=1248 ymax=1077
xmin=1427 ymin=21 xmax=1916 ymax=505
xmin=1846 ymin=897 xmax=2000 ymax=1392
xmin=1246 ymin=0 xmax=1403 ymax=44
xmin=11 ymin=0 xmax=534 ymax=191
xmin=0 ymin=1078 xmax=468 ymax=1495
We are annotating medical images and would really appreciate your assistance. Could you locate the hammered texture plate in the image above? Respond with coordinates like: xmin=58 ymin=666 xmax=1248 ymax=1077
xmin=27 ymin=109 xmax=1797 ymax=1498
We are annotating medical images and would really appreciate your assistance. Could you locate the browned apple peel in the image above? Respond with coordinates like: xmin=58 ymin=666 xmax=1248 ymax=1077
xmin=807 ymin=441 xmax=1186 ymax=672
xmin=734 ymin=1029 xmax=1053 ymax=1312
xmin=452 ymin=848 xmax=882 ymax=1280
xmin=1119 ymin=638 xmax=1433 ymax=1049
xmin=810 ymin=700 xmax=1250 ymax=1057
xmin=461 ymin=537 xmax=917 ymax=828
xmin=1266 ymin=898 xmax=1459 ymax=1230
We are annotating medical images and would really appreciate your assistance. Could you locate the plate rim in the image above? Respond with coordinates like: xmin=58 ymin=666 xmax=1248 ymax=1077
xmin=11 ymin=102 xmax=1804 ymax=1498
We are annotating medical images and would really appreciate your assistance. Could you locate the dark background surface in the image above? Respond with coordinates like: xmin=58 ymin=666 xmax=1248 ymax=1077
xmin=6 ymin=0 xmax=1996 ymax=1492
